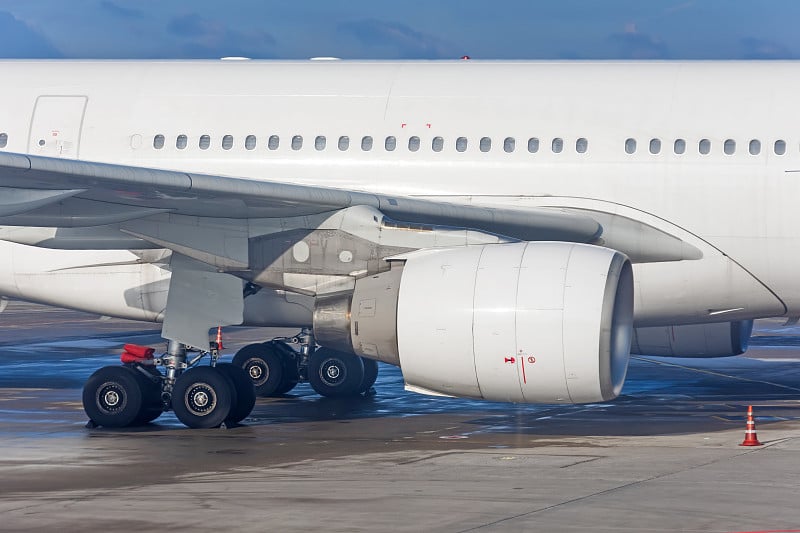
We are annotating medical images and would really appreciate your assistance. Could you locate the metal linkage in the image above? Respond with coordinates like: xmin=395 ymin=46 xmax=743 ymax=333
xmin=290 ymin=327 xmax=315 ymax=380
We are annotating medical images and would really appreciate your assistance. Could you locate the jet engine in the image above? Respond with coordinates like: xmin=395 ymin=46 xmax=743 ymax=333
xmin=314 ymin=242 xmax=634 ymax=404
xmin=631 ymin=320 xmax=754 ymax=358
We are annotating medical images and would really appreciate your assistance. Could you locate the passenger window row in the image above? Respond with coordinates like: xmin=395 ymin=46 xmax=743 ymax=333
xmin=0 ymin=132 xmax=8 ymax=149
xmin=150 ymin=134 xmax=589 ymax=154
xmin=626 ymin=137 xmax=787 ymax=156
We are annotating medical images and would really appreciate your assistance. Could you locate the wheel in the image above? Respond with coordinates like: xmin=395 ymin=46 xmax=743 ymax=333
xmin=216 ymin=362 xmax=256 ymax=424
xmin=124 ymin=364 xmax=164 ymax=425
xmin=82 ymin=366 xmax=144 ymax=428
xmin=275 ymin=377 xmax=299 ymax=395
xmin=274 ymin=342 xmax=300 ymax=395
xmin=232 ymin=343 xmax=284 ymax=397
xmin=172 ymin=366 xmax=234 ymax=429
xmin=308 ymin=348 xmax=365 ymax=398
xmin=359 ymin=358 xmax=379 ymax=394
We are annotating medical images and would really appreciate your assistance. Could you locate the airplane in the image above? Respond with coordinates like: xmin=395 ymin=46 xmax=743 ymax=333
xmin=0 ymin=59 xmax=791 ymax=429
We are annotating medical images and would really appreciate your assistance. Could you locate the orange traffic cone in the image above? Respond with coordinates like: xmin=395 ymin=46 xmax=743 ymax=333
xmin=740 ymin=405 xmax=762 ymax=446
xmin=215 ymin=326 xmax=224 ymax=350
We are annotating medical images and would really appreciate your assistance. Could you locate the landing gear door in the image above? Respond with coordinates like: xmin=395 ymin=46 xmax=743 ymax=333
xmin=28 ymin=96 xmax=88 ymax=159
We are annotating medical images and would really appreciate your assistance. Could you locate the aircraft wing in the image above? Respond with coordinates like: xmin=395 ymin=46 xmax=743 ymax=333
xmin=0 ymin=152 xmax=601 ymax=242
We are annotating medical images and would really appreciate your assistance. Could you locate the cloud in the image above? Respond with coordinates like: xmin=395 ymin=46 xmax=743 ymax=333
xmin=0 ymin=11 xmax=61 ymax=58
xmin=166 ymin=13 xmax=275 ymax=58
xmin=99 ymin=1 xmax=145 ymax=20
xmin=608 ymin=25 xmax=669 ymax=59
xmin=740 ymin=37 xmax=793 ymax=59
xmin=338 ymin=19 xmax=457 ymax=59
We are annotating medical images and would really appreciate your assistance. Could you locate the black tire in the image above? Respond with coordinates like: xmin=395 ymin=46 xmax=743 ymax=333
xmin=232 ymin=343 xmax=284 ymax=397
xmin=275 ymin=378 xmax=299 ymax=395
xmin=216 ymin=362 xmax=256 ymax=424
xmin=274 ymin=342 xmax=300 ymax=394
xmin=359 ymin=358 xmax=379 ymax=394
xmin=125 ymin=364 xmax=163 ymax=425
xmin=172 ymin=366 xmax=233 ymax=429
xmin=82 ymin=366 xmax=144 ymax=428
xmin=308 ymin=348 xmax=365 ymax=398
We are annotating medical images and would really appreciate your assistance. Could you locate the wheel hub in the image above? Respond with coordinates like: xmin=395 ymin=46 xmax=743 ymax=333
xmin=97 ymin=382 xmax=126 ymax=414
xmin=185 ymin=383 xmax=217 ymax=416
xmin=320 ymin=358 xmax=346 ymax=386
xmin=244 ymin=358 xmax=268 ymax=386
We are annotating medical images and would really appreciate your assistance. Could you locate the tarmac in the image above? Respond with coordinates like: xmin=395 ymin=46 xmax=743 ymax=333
xmin=0 ymin=298 xmax=799 ymax=532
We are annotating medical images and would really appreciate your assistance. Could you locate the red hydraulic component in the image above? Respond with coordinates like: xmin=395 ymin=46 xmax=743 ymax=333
xmin=120 ymin=344 xmax=155 ymax=365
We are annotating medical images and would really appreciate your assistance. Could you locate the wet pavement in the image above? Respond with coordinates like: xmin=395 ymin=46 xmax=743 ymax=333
xmin=1 ymin=299 xmax=799 ymax=532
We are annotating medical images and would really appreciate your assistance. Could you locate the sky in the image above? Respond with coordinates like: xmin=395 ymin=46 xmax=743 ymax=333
xmin=0 ymin=1 xmax=797 ymax=60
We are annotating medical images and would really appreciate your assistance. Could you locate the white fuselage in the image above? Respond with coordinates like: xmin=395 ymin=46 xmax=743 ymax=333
xmin=0 ymin=60 xmax=797 ymax=324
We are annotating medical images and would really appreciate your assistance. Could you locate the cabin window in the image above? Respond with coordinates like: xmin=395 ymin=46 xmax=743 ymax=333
xmin=674 ymin=139 xmax=686 ymax=154
xmin=649 ymin=138 xmax=661 ymax=155
xmin=315 ymin=135 xmax=326 ymax=151
xmin=385 ymin=136 xmax=396 ymax=151
xmin=199 ymin=135 xmax=211 ymax=150
xmin=480 ymin=137 xmax=492 ymax=152
xmin=245 ymin=135 xmax=257 ymax=150
xmin=432 ymin=136 xmax=444 ymax=152
xmin=361 ymin=136 xmax=373 ymax=151
xmin=724 ymin=139 xmax=736 ymax=155
xmin=176 ymin=135 xmax=188 ymax=150
xmin=552 ymin=138 xmax=563 ymax=153
xmin=504 ymin=137 xmax=515 ymax=153
xmin=456 ymin=137 xmax=468 ymax=152
xmin=527 ymin=137 xmax=539 ymax=153
xmin=291 ymin=135 xmax=303 ymax=150
xmin=268 ymin=135 xmax=280 ymax=150
xmin=749 ymin=139 xmax=761 ymax=155
xmin=774 ymin=139 xmax=786 ymax=155
xmin=222 ymin=135 xmax=234 ymax=150
xmin=699 ymin=139 xmax=711 ymax=155
xmin=408 ymin=136 xmax=421 ymax=152
xmin=338 ymin=136 xmax=349 ymax=151
xmin=153 ymin=134 xmax=165 ymax=150
xmin=0 ymin=132 xmax=7 ymax=148
xmin=625 ymin=138 xmax=637 ymax=154
xmin=576 ymin=138 xmax=588 ymax=154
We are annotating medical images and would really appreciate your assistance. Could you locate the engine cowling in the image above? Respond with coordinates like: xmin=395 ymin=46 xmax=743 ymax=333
xmin=631 ymin=320 xmax=753 ymax=358
xmin=314 ymin=242 xmax=634 ymax=404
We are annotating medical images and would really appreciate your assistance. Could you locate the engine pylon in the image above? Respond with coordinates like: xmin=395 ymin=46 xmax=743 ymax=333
xmin=740 ymin=405 xmax=763 ymax=446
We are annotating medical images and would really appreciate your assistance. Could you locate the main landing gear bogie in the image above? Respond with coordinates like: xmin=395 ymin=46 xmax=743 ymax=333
xmin=232 ymin=339 xmax=380 ymax=399
xmin=83 ymin=343 xmax=257 ymax=430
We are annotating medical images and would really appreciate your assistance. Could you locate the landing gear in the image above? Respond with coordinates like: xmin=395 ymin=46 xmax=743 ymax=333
xmin=308 ymin=348 xmax=365 ymax=398
xmin=83 ymin=337 xmax=258 ymax=429
xmin=232 ymin=332 xmax=381 ymax=400
xmin=232 ymin=343 xmax=283 ymax=396
xmin=232 ymin=341 xmax=298 ymax=397
xmin=171 ymin=366 xmax=234 ymax=429
xmin=216 ymin=362 xmax=256 ymax=424
xmin=83 ymin=366 xmax=146 ymax=428
xmin=82 ymin=329 xmax=382 ymax=429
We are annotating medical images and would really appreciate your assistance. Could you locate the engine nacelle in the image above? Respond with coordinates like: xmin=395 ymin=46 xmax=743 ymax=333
xmin=314 ymin=242 xmax=634 ymax=404
xmin=631 ymin=320 xmax=753 ymax=358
